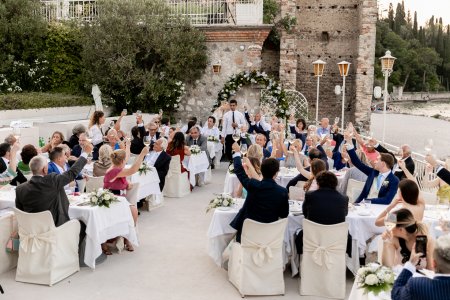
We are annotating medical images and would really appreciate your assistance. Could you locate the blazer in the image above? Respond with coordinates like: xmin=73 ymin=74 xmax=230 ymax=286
xmin=230 ymin=155 xmax=289 ymax=242
xmin=437 ymin=167 xmax=450 ymax=185
xmin=376 ymin=144 xmax=415 ymax=180
xmin=186 ymin=135 xmax=211 ymax=164
xmin=15 ymin=157 xmax=87 ymax=227
xmin=348 ymin=148 xmax=399 ymax=205
xmin=153 ymin=151 xmax=171 ymax=191
xmin=391 ymin=268 xmax=450 ymax=300
xmin=289 ymin=125 xmax=306 ymax=146
xmin=262 ymin=148 xmax=271 ymax=159
xmin=302 ymin=187 xmax=349 ymax=225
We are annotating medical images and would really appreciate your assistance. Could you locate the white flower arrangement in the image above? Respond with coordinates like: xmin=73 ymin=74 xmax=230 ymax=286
xmin=89 ymin=188 xmax=118 ymax=208
xmin=206 ymin=193 xmax=235 ymax=213
xmin=207 ymin=135 xmax=219 ymax=143
xmin=190 ymin=145 xmax=201 ymax=155
xmin=356 ymin=263 xmax=395 ymax=295
xmin=138 ymin=162 xmax=152 ymax=176
xmin=228 ymin=163 xmax=235 ymax=174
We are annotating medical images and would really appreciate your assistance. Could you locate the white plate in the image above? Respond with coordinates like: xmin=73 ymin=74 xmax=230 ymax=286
xmin=357 ymin=209 xmax=371 ymax=216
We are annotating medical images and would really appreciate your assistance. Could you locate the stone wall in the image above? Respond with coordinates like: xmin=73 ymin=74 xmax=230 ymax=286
xmin=176 ymin=26 xmax=271 ymax=124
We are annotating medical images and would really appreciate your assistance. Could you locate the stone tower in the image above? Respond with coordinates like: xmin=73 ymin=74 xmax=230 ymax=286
xmin=279 ymin=0 xmax=377 ymax=127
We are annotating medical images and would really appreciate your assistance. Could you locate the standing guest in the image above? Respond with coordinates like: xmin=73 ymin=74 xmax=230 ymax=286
xmin=41 ymin=131 xmax=65 ymax=153
xmin=345 ymin=133 xmax=399 ymax=205
xmin=88 ymin=111 xmax=106 ymax=147
xmin=221 ymin=99 xmax=246 ymax=161
xmin=103 ymin=143 xmax=149 ymax=252
xmin=391 ymin=235 xmax=450 ymax=300
xmin=144 ymin=138 xmax=171 ymax=191
xmin=166 ymin=132 xmax=191 ymax=174
xmin=93 ymin=145 xmax=113 ymax=177
xmin=316 ymin=117 xmax=331 ymax=136
xmin=0 ymin=143 xmax=20 ymax=186
xmin=68 ymin=124 xmax=86 ymax=149
xmin=185 ymin=126 xmax=209 ymax=186
xmin=229 ymin=142 xmax=289 ymax=243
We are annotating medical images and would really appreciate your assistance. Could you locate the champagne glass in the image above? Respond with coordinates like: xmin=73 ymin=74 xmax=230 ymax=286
xmin=122 ymin=108 xmax=127 ymax=115
xmin=109 ymin=120 xmax=115 ymax=129
xmin=85 ymin=131 xmax=93 ymax=144
xmin=143 ymin=136 xmax=151 ymax=147
xmin=240 ymin=144 xmax=248 ymax=155
xmin=384 ymin=212 xmax=397 ymax=231
xmin=177 ymin=119 xmax=182 ymax=128
xmin=12 ymin=127 xmax=21 ymax=140
xmin=424 ymin=139 xmax=433 ymax=154
xmin=136 ymin=110 xmax=142 ymax=117
xmin=334 ymin=117 xmax=340 ymax=125
xmin=232 ymin=130 xmax=241 ymax=143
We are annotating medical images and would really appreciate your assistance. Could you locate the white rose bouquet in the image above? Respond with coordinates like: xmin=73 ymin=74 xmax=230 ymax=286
xmin=356 ymin=263 xmax=395 ymax=295
xmin=89 ymin=188 xmax=118 ymax=208
xmin=206 ymin=193 xmax=235 ymax=213
xmin=190 ymin=145 xmax=201 ymax=155
xmin=138 ymin=162 xmax=152 ymax=176
xmin=207 ymin=135 xmax=219 ymax=143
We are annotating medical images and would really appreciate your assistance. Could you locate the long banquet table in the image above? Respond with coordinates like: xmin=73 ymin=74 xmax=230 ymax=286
xmin=0 ymin=190 xmax=138 ymax=269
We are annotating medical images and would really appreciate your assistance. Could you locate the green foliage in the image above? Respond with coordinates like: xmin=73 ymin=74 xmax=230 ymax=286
xmin=81 ymin=0 xmax=207 ymax=115
xmin=0 ymin=92 xmax=92 ymax=110
xmin=263 ymin=0 xmax=279 ymax=24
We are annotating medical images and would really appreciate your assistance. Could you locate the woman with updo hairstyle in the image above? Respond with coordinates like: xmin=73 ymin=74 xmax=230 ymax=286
xmin=88 ymin=110 xmax=106 ymax=146
xmin=93 ymin=145 xmax=113 ymax=177
xmin=381 ymin=208 xmax=434 ymax=269
xmin=102 ymin=141 xmax=149 ymax=253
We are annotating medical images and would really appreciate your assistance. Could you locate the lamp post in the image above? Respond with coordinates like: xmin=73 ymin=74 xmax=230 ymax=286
xmin=380 ymin=50 xmax=396 ymax=144
xmin=313 ymin=60 xmax=326 ymax=124
xmin=337 ymin=61 xmax=351 ymax=130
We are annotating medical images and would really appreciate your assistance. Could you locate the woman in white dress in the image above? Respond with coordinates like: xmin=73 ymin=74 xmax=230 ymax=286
xmin=88 ymin=111 xmax=106 ymax=147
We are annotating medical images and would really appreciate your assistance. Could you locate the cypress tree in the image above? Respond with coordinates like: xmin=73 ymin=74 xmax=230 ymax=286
xmin=413 ymin=11 xmax=418 ymax=38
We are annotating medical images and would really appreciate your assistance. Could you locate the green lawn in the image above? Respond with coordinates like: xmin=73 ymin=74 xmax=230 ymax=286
xmin=0 ymin=92 xmax=93 ymax=110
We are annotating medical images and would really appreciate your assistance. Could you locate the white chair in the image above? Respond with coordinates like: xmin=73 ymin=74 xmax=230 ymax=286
xmin=346 ymin=179 xmax=365 ymax=203
xmin=76 ymin=178 xmax=86 ymax=193
xmin=289 ymin=181 xmax=305 ymax=201
xmin=228 ymin=218 xmax=288 ymax=297
xmin=85 ymin=175 xmax=105 ymax=193
xmin=14 ymin=208 xmax=80 ymax=286
xmin=421 ymin=190 xmax=438 ymax=205
xmin=300 ymin=219 xmax=349 ymax=299
xmin=163 ymin=155 xmax=190 ymax=198
xmin=125 ymin=182 xmax=140 ymax=206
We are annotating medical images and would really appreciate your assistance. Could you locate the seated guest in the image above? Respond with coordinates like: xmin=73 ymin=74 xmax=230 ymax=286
xmin=4 ymin=134 xmax=17 ymax=146
xmin=160 ymin=117 xmax=170 ymax=138
xmin=185 ymin=126 xmax=209 ymax=186
xmin=71 ymin=133 xmax=96 ymax=159
xmin=292 ymin=146 xmax=326 ymax=192
xmin=93 ymin=145 xmax=113 ymax=177
xmin=421 ymin=156 xmax=450 ymax=200
xmin=391 ymin=235 xmax=450 ymax=300
xmin=295 ymin=171 xmax=351 ymax=256
xmin=181 ymin=116 xmax=199 ymax=134
xmin=375 ymin=179 xmax=425 ymax=227
xmin=244 ymin=109 xmax=270 ymax=141
xmin=103 ymin=143 xmax=149 ymax=252
xmin=48 ymin=147 xmax=70 ymax=175
xmin=255 ymin=134 xmax=271 ymax=159
xmin=229 ymin=142 xmax=289 ymax=243
xmin=344 ymin=132 xmax=399 ymax=205
xmin=105 ymin=128 xmax=125 ymax=150
xmin=41 ymin=131 xmax=65 ymax=153
xmin=353 ymin=130 xmax=379 ymax=164
xmin=426 ymin=154 xmax=450 ymax=186
xmin=144 ymin=138 xmax=171 ymax=191
xmin=286 ymin=148 xmax=326 ymax=191
xmin=371 ymin=138 xmax=415 ymax=180
xmin=288 ymin=116 xmax=307 ymax=145
xmin=0 ymin=143 xmax=20 ymax=186
xmin=236 ymin=144 xmax=264 ymax=198
xmin=381 ymin=208 xmax=434 ymax=269
xmin=316 ymin=117 xmax=331 ymax=136
xmin=338 ymin=150 xmax=369 ymax=194
xmin=147 ymin=122 xmax=161 ymax=145
xmin=167 ymin=132 xmax=191 ymax=174
xmin=68 ymin=124 xmax=86 ymax=149
xmin=130 ymin=114 xmax=146 ymax=155
xmin=11 ymin=144 xmax=38 ymax=186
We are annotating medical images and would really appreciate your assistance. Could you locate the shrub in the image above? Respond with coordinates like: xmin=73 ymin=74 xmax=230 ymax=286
xmin=0 ymin=92 xmax=93 ymax=110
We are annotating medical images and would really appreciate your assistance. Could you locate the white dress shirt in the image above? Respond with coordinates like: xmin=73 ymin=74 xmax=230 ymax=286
xmin=202 ymin=126 xmax=221 ymax=139
xmin=145 ymin=151 xmax=161 ymax=166
xmin=89 ymin=124 xmax=104 ymax=146
xmin=222 ymin=110 xmax=246 ymax=135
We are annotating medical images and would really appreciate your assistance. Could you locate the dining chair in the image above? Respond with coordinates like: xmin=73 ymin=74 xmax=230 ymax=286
xmin=14 ymin=208 xmax=80 ymax=286
xmin=85 ymin=175 xmax=105 ymax=193
xmin=228 ymin=218 xmax=288 ymax=297
xmin=163 ymin=155 xmax=190 ymax=198
xmin=346 ymin=179 xmax=365 ymax=203
xmin=300 ymin=219 xmax=348 ymax=299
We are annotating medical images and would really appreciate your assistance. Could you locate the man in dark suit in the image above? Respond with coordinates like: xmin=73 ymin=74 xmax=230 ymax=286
xmin=373 ymin=140 xmax=415 ymax=180
xmin=185 ymin=126 xmax=210 ymax=186
xmin=296 ymin=171 xmax=351 ymax=255
xmin=229 ymin=142 xmax=289 ymax=242
xmin=145 ymin=138 xmax=171 ymax=191
xmin=345 ymin=134 xmax=399 ymax=205
xmin=255 ymin=134 xmax=271 ymax=159
xmin=392 ymin=235 xmax=450 ymax=300
xmin=244 ymin=110 xmax=270 ymax=142
xmin=0 ymin=142 xmax=11 ymax=173
xmin=426 ymin=154 xmax=450 ymax=185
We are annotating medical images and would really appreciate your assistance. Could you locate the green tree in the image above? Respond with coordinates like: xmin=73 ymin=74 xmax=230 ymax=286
xmin=413 ymin=11 xmax=418 ymax=38
xmin=81 ymin=0 xmax=207 ymax=114
xmin=388 ymin=3 xmax=395 ymax=30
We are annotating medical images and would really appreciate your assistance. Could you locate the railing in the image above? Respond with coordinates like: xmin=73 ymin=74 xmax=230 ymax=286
xmin=39 ymin=0 xmax=263 ymax=26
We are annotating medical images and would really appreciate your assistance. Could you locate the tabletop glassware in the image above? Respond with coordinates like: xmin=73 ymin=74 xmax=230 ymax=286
xmin=122 ymin=108 xmax=127 ymax=115
xmin=240 ymin=144 xmax=247 ymax=155
xmin=384 ymin=212 xmax=397 ymax=231
xmin=232 ymin=130 xmax=241 ymax=142
xmin=362 ymin=199 xmax=371 ymax=210
xmin=424 ymin=139 xmax=434 ymax=154
xmin=334 ymin=117 xmax=340 ymax=125
xmin=143 ymin=136 xmax=151 ymax=147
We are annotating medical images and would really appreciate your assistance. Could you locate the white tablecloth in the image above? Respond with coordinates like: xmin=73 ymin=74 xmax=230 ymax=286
xmin=223 ymin=172 xmax=240 ymax=197
xmin=276 ymin=168 xmax=300 ymax=188
xmin=0 ymin=209 xmax=18 ymax=274
xmin=0 ymin=193 xmax=138 ymax=269
xmin=183 ymin=151 xmax=210 ymax=186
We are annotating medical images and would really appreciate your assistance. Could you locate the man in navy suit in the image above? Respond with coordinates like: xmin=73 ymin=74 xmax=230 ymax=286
xmin=255 ymin=134 xmax=271 ymax=159
xmin=229 ymin=142 xmax=289 ymax=243
xmin=392 ymin=235 xmax=450 ymax=300
xmin=344 ymin=133 xmax=399 ymax=205
xmin=426 ymin=154 xmax=450 ymax=185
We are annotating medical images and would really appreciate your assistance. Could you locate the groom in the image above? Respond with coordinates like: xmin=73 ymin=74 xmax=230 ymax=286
xmin=229 ymin=142 xmax=289 ymax=242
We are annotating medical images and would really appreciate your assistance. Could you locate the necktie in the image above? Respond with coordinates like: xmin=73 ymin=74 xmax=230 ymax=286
xmin=194 ymin=139 xmax=197 ymax=145
xmin=232 ymin=111 xmax=235 ymax=123
xmin=376 ymin=174 xmax=384 ymax=189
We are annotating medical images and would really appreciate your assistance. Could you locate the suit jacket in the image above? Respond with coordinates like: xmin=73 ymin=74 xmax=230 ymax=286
xmin=0 ymin=158 xmax=7 ymax=173
xmin=15 ymin=157 xmax=87 ymax=227
xmin=302 ymin=187 xmax=349 ymax=224
xmin=230 ymin=155 xmax=289 ymax=242
xmin=262 ymin=148 xmax=271 ymax=159
xmin=348 ymin=148 xmax=399 ymax=204
xmin=10 ymin=169 xmax=27 ymax=186
xmin=437 ymin=167 xmax=450 ymax=185
xmin=289 ymin=125 xmax=306 ymax=146
xmin=153 ymin=151 xmax=171 ymax=191
xmin=186 ymin=135 xmax=211 ymax=164
xmin=391 ymin=268 xmax=450 ymax=300
xmin=395 ymin=156 xmax=415 ymax=180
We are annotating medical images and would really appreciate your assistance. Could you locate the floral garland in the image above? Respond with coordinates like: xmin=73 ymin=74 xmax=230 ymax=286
xmin=214 ymin=70 xmax=290 ymax=119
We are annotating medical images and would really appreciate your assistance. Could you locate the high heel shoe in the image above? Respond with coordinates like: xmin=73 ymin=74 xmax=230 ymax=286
xmin=101 ymin=243 xmax=112 ymax=255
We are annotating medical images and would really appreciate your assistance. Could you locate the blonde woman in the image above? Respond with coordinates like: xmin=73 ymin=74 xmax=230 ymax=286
xmin=93 ymin=145 xmax=113 ymax=177
xmin=41 ymin=131 xmax=65 ymax=153
xmin=236 ymin=144 xmax=263 ymax=198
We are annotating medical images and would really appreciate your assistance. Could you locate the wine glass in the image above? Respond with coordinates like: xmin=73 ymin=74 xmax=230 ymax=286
xmin=159 ymin=109 xmax=163 ymax=116
xmin=136 ymin=110 xmax=142 ymax=117
xmin=384 ymin=212 xmax=397 ymax=231
xmin=122 ymin=108 xmax=127 ymax=115
xmin=177 ymin=119 xmax=182 ymax=128
xmin=109 ymin=120 xmax=115 ymax=129
xmin=12 ymin=127 xmax=21 ymax=140
xmin=240 ymin=144 xmax=248 ymax=155
xmin=334 ymin=117 xmax=340 ymax=125
xmin=143 ymin=136 xmax=151 ymax=147
xmin=424 ymin=139 xmax=434 ymax=154
xmin=85 ymin=131 xmax=93 ymax=144
xmin=232 ymin=130 xmax=241 ymax=143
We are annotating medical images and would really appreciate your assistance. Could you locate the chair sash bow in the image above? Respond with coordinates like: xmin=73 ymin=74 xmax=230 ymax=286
xmin=242 ymin=238 xmax=281 ymax=267
xmin=19 ymin=227 xmax=55 ymax=253
xmin=303 ymin=238 xmax=345 ymax=270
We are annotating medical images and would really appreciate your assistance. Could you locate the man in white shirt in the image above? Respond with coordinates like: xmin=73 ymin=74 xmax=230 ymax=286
xmin=221 ymin=99 xmax=246 ymax=160
xmin=145 ymin=138 xmax=171 ymax=190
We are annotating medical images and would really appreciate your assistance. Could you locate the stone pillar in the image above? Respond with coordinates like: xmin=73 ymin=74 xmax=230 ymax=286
xmin=279 ymin=0 xmax=297 ymax=90
xmin=354 ymin=0 xmax=377 ymax=128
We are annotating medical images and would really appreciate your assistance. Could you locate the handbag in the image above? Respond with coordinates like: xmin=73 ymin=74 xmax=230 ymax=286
xmin=5 ymin=214 xmax=19 ymax=253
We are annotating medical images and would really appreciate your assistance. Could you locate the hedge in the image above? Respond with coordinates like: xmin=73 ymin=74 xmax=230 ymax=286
xmin=0 ymin=92 xmax=93 ymax=110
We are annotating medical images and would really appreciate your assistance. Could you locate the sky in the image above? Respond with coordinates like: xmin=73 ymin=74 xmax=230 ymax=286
xmin=379 ymin=0 xmax=450 ymax=27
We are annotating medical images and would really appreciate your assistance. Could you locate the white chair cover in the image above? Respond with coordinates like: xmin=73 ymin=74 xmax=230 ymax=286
xmin=125 ymin=182 xmax=140 ymax=206
xmin=289 ymin=181 xmax=305 ymax=200
xmin=14 ymin=208 xmax=80 ymax=286
xmin=228 ymin=218 xmax=288 ymax=297
xmin=0 ymin=212 xmax=18 ymax=274
xmin=346 ymin=179 xmax=365 ymax=203
xmin=300 ymin=219 xmax=348 ymax=299
xmin=421 ymin=190 xmax=438 ymax=205
xmin=85 ymin=175 xmax=105 ymax=193
xmin=163 ymin=155 xmax=190 ymax=198
xmin=76 ymin=178 xmax=86 ymax=193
